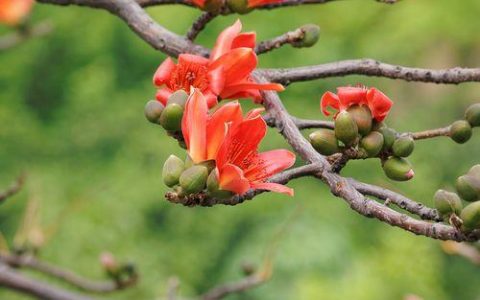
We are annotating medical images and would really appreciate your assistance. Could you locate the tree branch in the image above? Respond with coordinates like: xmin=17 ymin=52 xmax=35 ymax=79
xmin=0 ymin=174 xmax=25 ymax=204
xmin=255 ymin=27 xmax=305 ymax=55
xmin=201 ymin=273 xmax=267 ymax=300
xmin=186 ymin=12 xmax=217 ymax=42
xmin=260 ymin=59 xmax=480 ymax=85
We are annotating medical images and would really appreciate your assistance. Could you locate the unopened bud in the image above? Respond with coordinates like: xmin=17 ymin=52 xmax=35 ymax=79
xmin=160 ymin=103 xmax=184 ymax=131
xmin=460 ymin=202 xmax=480 ymax=231
xmin=455 ymin=175 xmax=480 ymax=202
xmin=162 ymin=155 xmax=185 ymax=187
xmin=360 ymin=131 xmax=384 ymax=157
xmin=100 ymin=252 xmax=119 ymax=274
xmin=179 ymin=165 xmax=208 ymax=194
xmin=292 ymin=24 xmax=320 ymax=48
xmin=378 ymin=127 xmax=396 ymax=150
xmin=167 ymin=90 xmax=189 ymax=108
xmin=309 ymin=129 xmax=340 ymax=156
xmin=433 ymin=189 xmax=463 ymax=218
xmin=465 ymin=103 xmax=480 ymax=127
xmin=468 ymin=165 xmax=480 ymax=180
xmin=200 ymin=160 xmax=216 ymax=172
xmin=392 ymin=136 xmax=415 ymax=157
xmin=144 ymin=100 xmax=164 ymax=124
xmin=347 ymin=105 xmax=373 ymax=136
xmin=334 ymin=111 xmax=358 ymax=146
xmin=203 ymin=0 xmax=224 ymax=12
xmin=226 ymin=0 xmax=252 ymax=14
xmin=382 ymin=157 xmax=414 ymax=181
xmin=207 ymin=170 xmax=234 ymax=199
xmin=450 ymin=120 xmax=472 ymax=144
xmin=184 ymin=155 xmax=194 ymax=169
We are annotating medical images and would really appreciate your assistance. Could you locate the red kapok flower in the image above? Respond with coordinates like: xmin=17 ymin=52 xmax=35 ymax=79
xmin=0 ymin=0 xmax=33 ymax=26
xmin=320 ymin=86 xmax=393 ymax=122
xmin=153 ymin=20 xmax=284 ymax=107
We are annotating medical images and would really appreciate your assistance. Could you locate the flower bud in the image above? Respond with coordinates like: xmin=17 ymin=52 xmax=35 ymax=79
xmin=468 ymin=165 xmax=480 ymax=180
xmin=226 ymin=0 xmax=252 ymax=14
xmin=382 ymin=157 xmax=415 ymax=181
xmin=455 ymin=175 xmax=480 ymax=202
xmin=450 ymin=120 xmax=472 ymax=144
xmin=200 ymin=160 xmax=216 ymax=172
xmin=144 ymin=100 xmax=164 ymax=124
xmin=203 ymin=0 xmax=224 ymax=12
xmin=292 ymin=24 xmax=320 ymax=48
xmin=184 ymin=154 xmax=194 ymax=169
xmin=347 ymin=105 xmax=373 ymax=136
xmin=433 ymin=189 xmax=463 ymax=218
xmin=465 ymin=103 xmax=480 ymax=127
xmin=360 ymin=131 xmax=384 ymax=157
xmin=207 ymin=170 xmax=235 ymax=199
xmin=160 ymin=103 xmax=184 ymax=131
xmin=167 ymin=90 xmax=189 ymax=108
xmin=309 ymin=129 xmax=340 ymax=156
xmin=460 ymin=201 xmax=480 ymax=231
xmin=179 ymin=165 xmax=209 ymax=194
xmin=372 ymin=121 xmax=386 ymax=131
xmin=162 ymin=155 xmax=185 ymax=187
xmin=334 ymin=111 xmax=358 ymax=146
xmin=378 ymin=127 xmax=396 ymax=150
xmin=392 ymin=136 xmax=415 ymax=158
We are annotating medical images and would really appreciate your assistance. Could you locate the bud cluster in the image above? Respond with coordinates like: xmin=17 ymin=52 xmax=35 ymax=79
xmin=309 ymin=105 xmax=415 ymax=181
xmin=434 ymin=165 xmax=480 ymax=231
xmin=144 ymin=90 xmax=188 ymax=148
xmin=449 ymin=103 xmax=480 ymax=144
xmin=162 ymin=154 xmax=234 ymax=199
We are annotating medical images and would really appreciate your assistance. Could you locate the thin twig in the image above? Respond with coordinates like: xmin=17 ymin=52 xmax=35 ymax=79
xmin=201 ymin=273 xmax=267 ymax=300
xmin=407 ymin=126 xmax=451 ymax=140
xmin=442 ymin=241 xmax=480 ymax=265
xmin=186 ymin=12 xmax=217 ymax=42
xmin=0 ymin=174 xmax=26 ymax=204
xmin=255 ymin=27 xmax=304 ymax=55
xmin=0 ymin=22 xmax=54 ymax=51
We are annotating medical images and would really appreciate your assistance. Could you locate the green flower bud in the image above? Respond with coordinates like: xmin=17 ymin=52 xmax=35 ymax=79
xmin=160 ymin=103 xmax=184 ymax=131
xmin=203 ymin=0 xmax=223 ymax=12
xmin=309 ymin=129 xmax=340 ymax=156
xmin=199 ymin=160 xmax=216 ymax=172
xmin=226 ymin=0 xmax=252 ymax=14
xmin=392 ymin=136 xmax=415 ymax=157
xmin=360 ymin=131 xmax=384 ymax=157
xmin=184 ymin=155 xmax=194 ymax=169
xmin=292 ymin=24 xmax=320 ymax=48
xmin=433 ymin=189 xmax=463 ymax=218
xmin=207 ymin=171 xmax=234 ymax=199
xmin=144 ymin=100 xmax=164 ymax=124
xmin=372 ymin=121 xmax=386 ymax=131
xmin=334 ymin=111 xmax=358 ymax=146
xmin=455 ymin=175 xmax=480 ymax=202
xmin=465 ymin=103 xmax=480 ymax=127
xmin=460 ymin=202 xmax=480 ymax=231
xmin=468 ymin=165 xmax=480 ymax=180
xmin=450 ymin=120 xmax=472 ymax=144
xmin=347 ymin=105 xmax=373 ymax=136
xmin=382 ymin=157 xmax=415 ymax=181
xmin=179 ymin=165 xmax=208 ymax=194
xmin=167 ymin=90 xmax=189 ymax=108
xmin=162 ymin=155 xmax=185 ymax=187
xmin=378 ymin=127 xmax=396 ymax=150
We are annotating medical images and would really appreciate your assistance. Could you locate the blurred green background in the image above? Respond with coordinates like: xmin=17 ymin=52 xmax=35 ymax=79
xmin=1 ymin=0 xmax=480 ymax=299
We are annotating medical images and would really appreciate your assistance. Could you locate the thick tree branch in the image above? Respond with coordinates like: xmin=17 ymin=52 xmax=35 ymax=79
xmin=260 ymin=59 xmax=480 ymax=85
xmin=0 ymin=174 xmax=25 ymax=204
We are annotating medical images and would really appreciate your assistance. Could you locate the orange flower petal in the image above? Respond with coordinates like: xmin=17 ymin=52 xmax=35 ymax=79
xmin=366 ymin=88 xmax=393 ymax=122
xmin=337 ymin=86 xmax=367 ymax=109
xmin=155 ymin=88 xmax=173 ymax=106
xmin=218 ymin=164 xmax=251 ymax=195
xmin=210 ymin=48 xmax=257 ymax=85
xmin=153 ymin=57 xmax=175 ymax=87
xmin=244 ymin=149 xmax=296 ymax=181
xmin=182 ymin=89 xmax=208 ymax=163
xmin=251 ymin=182 xmax=294 ymax=196
xmin=320 ymin=91 xmax=340 ymax=116
xmin=247 ymin=0 xmax=284 ymax=8
xmin=211 ymin=19 xmax=243 ymax=61
xmin=232 ymin=32 xmax=256 ymax=50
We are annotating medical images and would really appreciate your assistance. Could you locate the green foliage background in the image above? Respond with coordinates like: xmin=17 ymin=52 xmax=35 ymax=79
xmin=1 ymin=0 xmax=480 ymax=299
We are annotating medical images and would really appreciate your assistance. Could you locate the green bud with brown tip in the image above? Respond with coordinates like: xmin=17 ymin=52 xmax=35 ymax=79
xmin=226 ymin=0 xmax=252 ymax=14
xmin=460 ymin=202 xmax=480 ymax=231
xmin=207 ymin=171 xmax=235 ymax=199
xmin=309 ymin=129 xmax=340 ymax=156
xmin=456 ymin=175 xmax=480 ymax=202
xmin=392 ymin=136 xmax=415 ymax=157
xmin=360 ymin=131 xmax=384 ymax=157
xmin=468 ymin=165 xmax=480 ymax=180
xmin=162 ymin=155 xmax=185 ymax=187
xmin=167 ymin=90 xmax=189 ymax=108
xmin=450 ymin=120 xmax=472 ymax=144
xmin=144 ymin=100 xmax=164 ymax=124
xmin=334 ymin=111 xmax=358 ymax=146
xmin=465 ymin=103 xmax=480 ymax=127
xmin=347 ymin=105 xmax=373 ymax=136
xmin=382 ymin=157 xmax=415 ymax=181
xmin=179 ymin=165 xmax=208 ymax=194
xmin=378 ymin=127 xmax=396 ymax=150
xmin=433 ymin=189 xmax=463 ymax=218
xmin=292 ymin=24 xmax=320 ymax=48
xmin=160 ymin=103 xmax=184 ymax=131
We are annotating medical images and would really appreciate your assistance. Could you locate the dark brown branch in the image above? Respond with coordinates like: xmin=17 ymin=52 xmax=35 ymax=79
xmin=0 ymin=22 xmax=53 ymax=51
xmin=0 ymin=174 xmax=25 ymax=204
xmin=186 ymin=12 xmax=217 ymax=42
xmin=0 ymin=262 xmax=92 ymax=300
xmin=0 ymin=254 xmax=137 ymax=293
xmin=201 ymin=273 xmax=267 ymax=300
xmin=255 ymin=27 xmax=305 ymax=55
xmin=260 ymin=59 xmax=480 ymax=85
